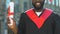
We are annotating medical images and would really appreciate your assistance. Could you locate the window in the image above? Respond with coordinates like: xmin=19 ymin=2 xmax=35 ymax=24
xmin=45 ymin=0 xmax=47 ymax=3
xmin=52 ymin=0 xmax=54 ymax=5
xmin=48 ymin=0 xmax=51 ymax=4
xmin=59 ymin=0 xmax=60 ymax=7
xmin=56 ymin=0 xmax=59 ymax=6
xmin=24 ymin=2 xmax=28 ymax=11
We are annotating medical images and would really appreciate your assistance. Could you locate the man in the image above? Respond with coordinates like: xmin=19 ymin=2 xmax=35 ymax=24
xmin=7 ymin=0 xmax=60 ymax=34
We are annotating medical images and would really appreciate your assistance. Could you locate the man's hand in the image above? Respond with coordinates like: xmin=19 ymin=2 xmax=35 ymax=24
xmin=7 ymin=17 xmax=17 ymax=34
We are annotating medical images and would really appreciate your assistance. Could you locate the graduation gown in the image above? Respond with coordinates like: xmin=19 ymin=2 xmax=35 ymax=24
xmin=17 ymin=8 xmax=60 ymax=34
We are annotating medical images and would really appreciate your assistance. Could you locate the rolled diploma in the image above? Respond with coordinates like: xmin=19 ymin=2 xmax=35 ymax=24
xmin=8 ymin=2 xmax=14 ymax=26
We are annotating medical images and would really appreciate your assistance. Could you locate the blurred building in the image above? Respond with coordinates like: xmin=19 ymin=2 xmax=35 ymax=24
xmin=0 ymin=0 xmax=6 ymax=34
xmin=0 ymin=0 xmax=60 ymax=34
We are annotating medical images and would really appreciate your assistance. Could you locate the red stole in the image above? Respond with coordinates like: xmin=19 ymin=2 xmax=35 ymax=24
xmin=26 ymin=8 xmax=53 ymax=29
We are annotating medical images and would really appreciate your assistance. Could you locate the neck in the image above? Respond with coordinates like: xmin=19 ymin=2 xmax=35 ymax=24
xmin=34 ymin=8 xmax=43 ymax=12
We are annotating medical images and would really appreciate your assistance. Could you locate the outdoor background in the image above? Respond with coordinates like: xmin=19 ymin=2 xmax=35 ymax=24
xmin=0 ymin=0 xmax=60 ymax=34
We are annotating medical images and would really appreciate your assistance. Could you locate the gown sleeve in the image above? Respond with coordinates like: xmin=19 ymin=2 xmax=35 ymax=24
xmin=53 ymin=14 xmax=60 ymax=34
xmin=17 ymin=14 xmax=26 ymax=34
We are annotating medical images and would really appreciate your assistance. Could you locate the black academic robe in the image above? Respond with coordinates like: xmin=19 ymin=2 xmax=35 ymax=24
xmin=17 ymin=8 xmax=60 ymax=34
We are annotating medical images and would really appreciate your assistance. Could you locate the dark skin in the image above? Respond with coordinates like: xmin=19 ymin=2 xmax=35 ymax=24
xmin=32 ymin=0 xmax=45 ymax=12
xmin=7 ymin=18 xmax=17 ymax=34
xmin=7 ymin=0 xmax=45 ymax=34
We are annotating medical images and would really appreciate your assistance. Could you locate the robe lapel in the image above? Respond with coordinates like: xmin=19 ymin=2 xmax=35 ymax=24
xmin=26 ymin=8 xmax=53 ymax=29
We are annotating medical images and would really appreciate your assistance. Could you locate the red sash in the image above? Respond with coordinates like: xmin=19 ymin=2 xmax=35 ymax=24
xmin=26 ymin=8 xmax=53 ymax=29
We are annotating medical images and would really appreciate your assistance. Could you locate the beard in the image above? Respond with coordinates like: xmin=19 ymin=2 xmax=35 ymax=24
xmin=32 ymin=1 xmax=44 ymax=10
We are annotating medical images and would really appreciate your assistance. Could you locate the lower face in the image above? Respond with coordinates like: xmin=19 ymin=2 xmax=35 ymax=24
xmin=32 ymin=1 xmax=44 ymax=10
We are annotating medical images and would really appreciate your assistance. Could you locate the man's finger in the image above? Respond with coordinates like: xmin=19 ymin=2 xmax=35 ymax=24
xmin=11 ymin=18 xmax=16 ymax=22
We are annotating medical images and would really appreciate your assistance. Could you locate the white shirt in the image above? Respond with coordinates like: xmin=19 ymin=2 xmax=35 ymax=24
xmin=35 ymin=12 xmax=42 ymax=16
